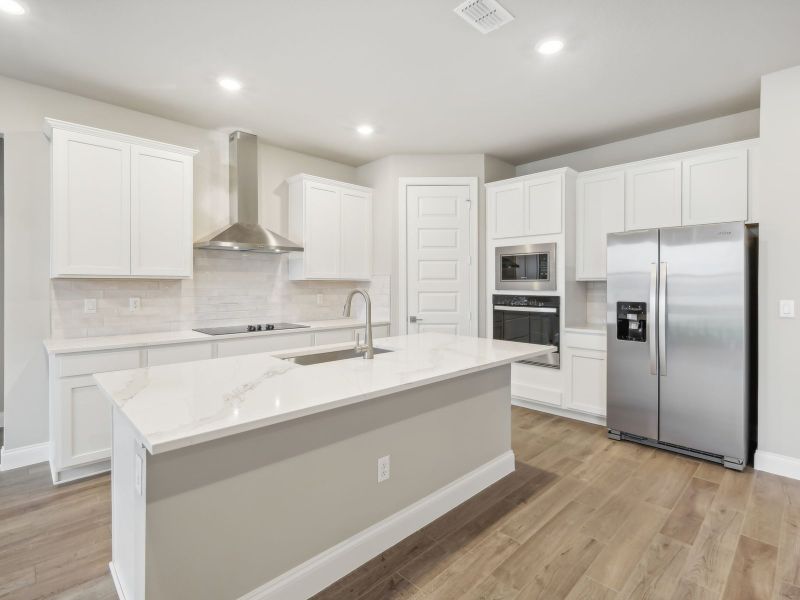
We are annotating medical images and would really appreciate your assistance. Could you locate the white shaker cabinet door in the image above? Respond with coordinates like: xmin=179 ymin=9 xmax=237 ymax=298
xmin=682 ymin=149 xmax=748 ymax=225
xmin=303 ymin=181 xmax=341 ymax=278
xmin=339 ymin=188 xmax=372 ymax=280
xmin=624 ymin=160 xmax=682 ymax=231
xmin=56 ymin=375 xmax=112 ymax=469
xmin=490 ymin=182 xmax=525 ymax=239
xmin=130 ymin=145 xmax=193 ymax=277
xmin=51 ymin=129 xmax=131 ymax=276
xmin=524 ymin=175 xmax=562 ymax=236
xmin=576 ymin=171 xmax=625 ymax=280
xmin=566 ymin=349 xmax=607 ymax=417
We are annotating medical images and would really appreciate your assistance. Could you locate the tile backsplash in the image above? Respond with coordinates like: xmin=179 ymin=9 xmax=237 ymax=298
xmin=585 ymin=281 xmax=607 ymax=325
xmin=50 ymin=250 xmax=390 ymax=339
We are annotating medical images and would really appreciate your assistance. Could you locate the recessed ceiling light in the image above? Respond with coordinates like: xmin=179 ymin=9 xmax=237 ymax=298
xmin=0 ymin=0 xmax=26 ymax=15
xmin=356 ymin=124 xmax=375 ymax=136
xmin=217 ymin=77 xmax=242 ymax=92
xmin=536 ymin=39 xmax=564 ymax=55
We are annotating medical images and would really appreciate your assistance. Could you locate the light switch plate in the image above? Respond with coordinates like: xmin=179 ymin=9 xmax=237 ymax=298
xmin=84 ymin=298 xmax=97 ymax=314
xmin=780 ymin=299 xmax=795 ymax=318
xmin=129 ymin=297 xmax=141 ymax=312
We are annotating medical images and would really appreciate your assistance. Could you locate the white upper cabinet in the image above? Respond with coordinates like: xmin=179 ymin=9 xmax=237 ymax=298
xmin=682 ymin=148 xmax=748 ymax=225
xmin=625 ymin=159 xmax=682 ymax=231
xmin=47 ymin=119 xmax=197 ymax=278
xmin=51 ymin=128 xmax=132 ymax=277
xmin=488 ymin=173 xmax=563 ymax=239
xmin=287 ymin=174 xmax=373 ymax=281
xmin=576 ymin=170 xmax=625 ymax=280
xmin=489 ymin=181 xmax=525 ymax=238
xmin=525 ymin=175 xmax=562 ymax=235
xmin=130 ymin=145 xmax=193 ymax=277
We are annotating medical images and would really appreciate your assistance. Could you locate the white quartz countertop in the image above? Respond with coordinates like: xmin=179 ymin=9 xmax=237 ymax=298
xmin=94 ymin=333 xmax=553 ymax=455
xmin=43 ymin=318 xmax=389 ymax=354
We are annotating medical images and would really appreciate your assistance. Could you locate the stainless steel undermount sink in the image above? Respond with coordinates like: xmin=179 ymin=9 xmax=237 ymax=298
xmin=283 ymin=347 xmax=393 ymax=366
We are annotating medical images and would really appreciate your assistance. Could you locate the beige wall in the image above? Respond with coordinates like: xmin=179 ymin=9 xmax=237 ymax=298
xmin=0 ymin=75 xmax=357 ymax=451
xmin=757 ymin=66 xmax=800 ymax=464
xmin=516 ymin=109 xmax=760 ymax=175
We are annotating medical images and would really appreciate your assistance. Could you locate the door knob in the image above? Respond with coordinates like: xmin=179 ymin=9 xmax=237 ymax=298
xmin=409 ymin=315 xmax=424 ymax=323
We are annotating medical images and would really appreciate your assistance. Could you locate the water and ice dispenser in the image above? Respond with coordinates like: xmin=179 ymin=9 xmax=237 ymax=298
xmin=616 ymin=302 xmax=647 ymax=342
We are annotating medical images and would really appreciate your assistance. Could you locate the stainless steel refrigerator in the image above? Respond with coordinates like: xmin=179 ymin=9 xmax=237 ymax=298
xmin=606 ymin=222 xmax=756 ymax=470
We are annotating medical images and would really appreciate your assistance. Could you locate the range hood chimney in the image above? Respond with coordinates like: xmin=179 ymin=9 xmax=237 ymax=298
xmin=194 ymin=131 xmax=303 ymax=253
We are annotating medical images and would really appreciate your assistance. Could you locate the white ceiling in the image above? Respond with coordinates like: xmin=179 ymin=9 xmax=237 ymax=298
xmin=1 ymin=0 xmax=799 ymax=166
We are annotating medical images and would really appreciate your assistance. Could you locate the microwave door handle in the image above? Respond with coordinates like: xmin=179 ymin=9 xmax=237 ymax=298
xmin=659 ymin=262 xmax=667 ymax=376
xmin=649 ymin=263 xmax=657 ymax=376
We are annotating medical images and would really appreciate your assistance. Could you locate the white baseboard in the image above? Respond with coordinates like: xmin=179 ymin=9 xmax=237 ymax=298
xmin=0 ymin=442 xmax=49 ymax=471
xmin=755 ymin=449 xmax=800 ymax=481
xmin=512 ymin=397 xmax=606 ymax=427
xmin=238 ymin=450 xmax=516 ymax=600
xmin=109 ymin=561 xmax=127 ymax=600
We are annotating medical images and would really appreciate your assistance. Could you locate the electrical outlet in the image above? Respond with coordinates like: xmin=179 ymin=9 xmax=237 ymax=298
xmin=84 ymin=298 xmax=97 ymax=314
xmin=316 ymin=293 xmax=325 ymax=306
xmin=780 ymin=299 xmax=795 ymax=318
xmin=377 ymin=455 xmax=390 ymax=483
xmin=129 ymin=297 xmax=141 ymax=312
xmin=135 ymin=454 xmax=143 ymax=495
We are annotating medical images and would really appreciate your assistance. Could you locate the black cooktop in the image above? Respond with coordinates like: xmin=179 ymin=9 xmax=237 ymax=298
xmin=193 ymin=323 xmax=310 ymax=336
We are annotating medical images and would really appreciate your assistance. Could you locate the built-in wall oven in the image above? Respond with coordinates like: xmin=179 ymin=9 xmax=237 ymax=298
xmin=492 ymin=295 xmax=560 ymax=368
xmin=495 ymin=243 xmax=556 ymax=292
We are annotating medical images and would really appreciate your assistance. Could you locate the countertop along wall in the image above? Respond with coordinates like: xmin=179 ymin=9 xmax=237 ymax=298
xmin=0 ymin=74 xmax=363 ymax=454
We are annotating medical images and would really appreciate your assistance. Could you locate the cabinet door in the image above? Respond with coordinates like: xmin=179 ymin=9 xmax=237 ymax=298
xmin=56 ymin=375 xmax=112 ymax=469
xmin=304 ymin=181 xmax=341 ymax=278
xmin=566 ymin=349 xmax=607 ymax=416
xmin=490 ymin=182 xmax=525 ymax=238
xmin=131 ymin=146 xmax=193 ymax=277
xmin=339 ymin=189 xmax=372 ymax=280
xmin=682 ymin=149 xmax=747 ymax=225
xmin=576 ymin=171 xmax=625 ymax=280
xmin=525 ymin=175 xmax=562 ymax=235
xmin=51 ymin=129 xmax=131 ymax=276
xmin=625 ymin=160 xmax=682 ymax=231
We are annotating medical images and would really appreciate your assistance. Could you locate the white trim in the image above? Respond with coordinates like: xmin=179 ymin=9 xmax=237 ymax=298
xmin=0 ymin=442 xmax=50 ymax=471
xmin=109 ymin=561 xmax=128 ymax=600
xmin=238 ymin=450 xmax=515 ymax=600
xmin=755 ymin=450 xmax=800 ymax=481
xmin=397 ymin=177 xmax=479 ymax=337
xmin=512 ymin=398 xmax=607 ymax=427
xmin=43 ymin=118 xmax=199 ymax=156
xmin=0 ymin=411 xmax=4 ymax=427
xmin=286 ymin=172 xmax=372 ymax=193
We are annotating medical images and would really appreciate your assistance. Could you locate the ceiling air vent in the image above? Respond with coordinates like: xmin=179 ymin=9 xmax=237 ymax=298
xmin=454 ymin=0 xmax=514 ymax=35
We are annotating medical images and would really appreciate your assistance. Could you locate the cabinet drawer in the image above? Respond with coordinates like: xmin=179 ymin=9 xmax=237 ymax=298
xmin=563 ymin=332 xmax=607 ymax=352
xmin=217 ymin=333 xmax=315 ymax=358
xmin=314 ymin=329 xmax=355 ymax=346
xmin=147 ymin=343 xmax=214 ymax=367
xmin=57 ymin=349 xmax=141 ymax=377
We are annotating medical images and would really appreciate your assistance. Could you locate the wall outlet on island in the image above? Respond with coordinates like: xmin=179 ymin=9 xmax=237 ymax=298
xmin=129 ymin=297 xmax=141 ymax=312
xmin=377 ymin=455 xmax=391 ymax=483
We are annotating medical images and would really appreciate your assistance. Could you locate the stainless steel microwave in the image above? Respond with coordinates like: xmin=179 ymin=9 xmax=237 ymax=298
xmin=495 ymin=243 xmax=556 ymax=292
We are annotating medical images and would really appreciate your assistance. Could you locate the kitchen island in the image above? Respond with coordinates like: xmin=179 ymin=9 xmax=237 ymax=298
xmin=94 ymin=332 xmax=552 ymax=600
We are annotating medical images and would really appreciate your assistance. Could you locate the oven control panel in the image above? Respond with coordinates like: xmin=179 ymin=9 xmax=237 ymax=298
xmin=492 ymin=295 xmax=560 ymax=309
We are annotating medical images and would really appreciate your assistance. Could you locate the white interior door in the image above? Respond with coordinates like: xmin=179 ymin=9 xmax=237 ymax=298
xmin=406 ymin=185 xmax=473 ymax=335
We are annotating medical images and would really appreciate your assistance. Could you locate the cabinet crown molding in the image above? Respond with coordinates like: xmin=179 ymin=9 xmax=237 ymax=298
xmin=485 ymin=166 xmax=577 ymax=189
xmin=287 ymin=172 xmax=373 ymax=194
xmin=43 ymin=118 xmax=199 ymax=156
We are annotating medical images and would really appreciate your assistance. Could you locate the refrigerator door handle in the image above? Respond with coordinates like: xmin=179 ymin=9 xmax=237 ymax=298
xmin=649 ymin=262 xmax=658 ymax=375
xmin=659 ymin=262 xmax=667 ymax=376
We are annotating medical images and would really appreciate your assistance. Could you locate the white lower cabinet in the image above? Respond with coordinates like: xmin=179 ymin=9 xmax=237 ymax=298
xmin=48 ymin=323 xmax=389 ymax=482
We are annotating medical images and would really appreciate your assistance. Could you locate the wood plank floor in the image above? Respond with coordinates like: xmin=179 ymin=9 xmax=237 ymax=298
xmin=1 ymin=407 xmax=799 ymax=599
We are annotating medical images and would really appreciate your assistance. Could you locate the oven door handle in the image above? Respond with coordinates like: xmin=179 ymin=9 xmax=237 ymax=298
xmin=493 ymin=306 xmax=558 ymax=313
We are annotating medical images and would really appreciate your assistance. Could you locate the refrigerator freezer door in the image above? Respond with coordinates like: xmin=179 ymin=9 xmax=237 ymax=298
xmin=607 ymin=229 xmax=660 ymax=439
xmin=658 ymin=223 xmax=747 ymax=460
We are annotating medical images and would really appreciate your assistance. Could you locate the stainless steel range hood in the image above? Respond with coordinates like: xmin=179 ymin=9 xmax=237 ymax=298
xmin=194 ymin=131 xmax=303 ymax=253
